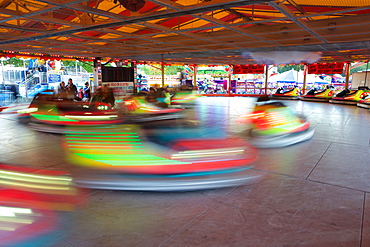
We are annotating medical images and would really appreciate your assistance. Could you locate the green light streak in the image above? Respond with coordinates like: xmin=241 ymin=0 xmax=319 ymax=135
xmin=66 ymin=138 xmax=141 ymax=141
xmin=74 ymin=153 xmax=190 ymax=166
xmin=65 ymin=132 xmax=137 ymax=134
xmin=66 ymin=135 xmax=139 ymax=138
xmin=31 ymin=114 xmax=78 ymax=122
xmin=70 ymin=148 xmax=145 ymax=150
xmin=68 ymin=146 xmax=144 ymax=148
xmin=67 ymin=141 xmax=141 ymax=144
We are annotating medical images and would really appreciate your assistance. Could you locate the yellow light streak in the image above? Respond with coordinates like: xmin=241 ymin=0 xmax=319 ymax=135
xmin=0 ymin=206 xmax=32 ymax=217
xmin=0 ymin=170 xmax=71 ymax=184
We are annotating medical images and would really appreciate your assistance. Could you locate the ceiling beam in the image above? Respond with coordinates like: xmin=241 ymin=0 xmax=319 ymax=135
xmin=0 ymin=0 xmax=272 ymax=45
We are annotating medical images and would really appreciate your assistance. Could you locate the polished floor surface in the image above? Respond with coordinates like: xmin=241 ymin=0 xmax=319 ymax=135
xmin=0 ymin=97 xmax=369 ymax=247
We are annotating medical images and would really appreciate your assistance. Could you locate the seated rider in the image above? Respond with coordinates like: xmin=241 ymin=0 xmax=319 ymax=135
xmin=146 ymin=87 xmax=158 ymax=103
xmin=145 ymin=87 xmax=168 ymax=108
xmin=91 ymin=87 xmax=103 ymax=102
xmin=102 ymin=84 xmax=115 ymax=107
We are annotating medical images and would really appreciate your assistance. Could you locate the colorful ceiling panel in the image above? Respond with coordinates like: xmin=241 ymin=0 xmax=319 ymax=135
xmin=0 ymin=0 xmax=368 ymax=64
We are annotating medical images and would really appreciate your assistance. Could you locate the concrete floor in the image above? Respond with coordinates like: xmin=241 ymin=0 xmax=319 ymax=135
xmin=0 ymin=97 xmax=369 ymax=247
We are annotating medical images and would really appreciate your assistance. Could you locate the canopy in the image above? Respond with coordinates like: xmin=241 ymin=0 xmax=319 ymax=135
xmin=0 ymin=0 xmax=368 ymax=65
xmin=269 ymin=70 xmax=303 ymax=83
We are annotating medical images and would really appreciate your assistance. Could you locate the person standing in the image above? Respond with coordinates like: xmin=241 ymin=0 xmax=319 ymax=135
xmin=83 ymin=82 xmax=91 ymax=100
xmin=58 ymin=81 xmax=67 ymax=99
xmin=66 ymin=78 xmax=77 ymax=99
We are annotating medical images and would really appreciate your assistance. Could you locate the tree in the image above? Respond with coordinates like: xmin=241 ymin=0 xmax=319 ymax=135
xmin=61 ymin=60 xmax=93 ymax=73
xmin=3 ymin=57 xmax=28 ymax=67
xmin=165 ymin=65 xmax=185 ymax=75
xmin=277 ymin=64 xmax=304 ymax=73
xmin=138 ymin=64 xmax=185 ymax=75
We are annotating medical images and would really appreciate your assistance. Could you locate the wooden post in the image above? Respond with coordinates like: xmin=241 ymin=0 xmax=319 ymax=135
xmin=264 ymin=65 xmax=269 ymax=95
xmin=302 ymin=64 xmax=308 ymax=94
xmin=345 ymin=61 xmax=351 ymax=90
xmin=161 ymin=62 xmax=165 ymax=87
xmin=193 ymin=65 xmax=197 ymax=89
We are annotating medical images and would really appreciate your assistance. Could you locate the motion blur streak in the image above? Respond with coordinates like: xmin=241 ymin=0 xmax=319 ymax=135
xmin=66 ymin=128 xmax=191 ymax=167
xmin=0 ymin=206 xmax=32 ymax=217
xmin=0 ymin=164 xmax=85 ymax=202
xmin=1 ymin=170 xmax=71 ymax=184
xmin=0 ymin=169 xmax=74 ymax=194
xmin=242 ymin=101 xmax=314 ymax=148
xmin=0 ymin=164 xmax=87 ymax=246
xmin=171 ymin=148 xmax=245 ymax=160
xmin=64 ymin=124 xmax=259 ymax=177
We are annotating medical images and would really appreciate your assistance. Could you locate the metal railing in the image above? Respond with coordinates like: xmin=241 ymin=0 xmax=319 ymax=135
xmin=0 ymin=90 xmax=15 ymax=106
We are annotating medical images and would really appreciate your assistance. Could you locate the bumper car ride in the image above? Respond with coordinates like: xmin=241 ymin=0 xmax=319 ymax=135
xmin=300 ymin=87 xmax=335 ymax=102
xmin=117 ymin=96 xmax=185 ymax=122
xmin=270 ymin=87 xmax=301 ymax=100
xmin=240 ymin=101 xmax=314 ymax=148
xmin=0 ymin=163 xmax=85 ymax=246
xmin=329 ymin=87 xmax=370 ymax=105
xmin=65 ymin=125 xmax=259 ymax=191
xmin=17 ymin=90 xmax=123 ymax=131
xmin=170 ymin=91 xmax=200 ymax=108
xmin=357 ymin=95 xmax=370 ymax=109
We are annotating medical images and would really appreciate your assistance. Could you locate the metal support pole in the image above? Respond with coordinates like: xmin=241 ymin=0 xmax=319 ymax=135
xmin=132 ymin=61 xmax=138 ymax=93
xmin=226 ymin=65 xmax=232 ymax=96
xmin=193 ymin=65 xmax=197 ymax=90
xmin=93 ymin=57 xmax=102 ymax=88
xmin=345 ymin=62 xmax=351 ymax=90
xmin=264 ymin=65 xmax=268 ymax=95
xmin=1 ymin=59 xmax=4 ymax=85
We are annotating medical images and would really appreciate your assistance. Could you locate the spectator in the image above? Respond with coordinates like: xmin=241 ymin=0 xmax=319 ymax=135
xmin=66 ymin=78 xmax=77 ymax=100
xmin=58 ymin=81 xmax=67 ymax=99
xmin=83 ymin=82 xmax=91 ymax=100
xmin=77 ymin=87 xmax=84 ymax=100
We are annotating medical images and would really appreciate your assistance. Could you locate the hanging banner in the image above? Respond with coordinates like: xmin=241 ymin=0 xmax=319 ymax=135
xmin=233 ymin=64 xmax=265 ymax=74
xmin=308 ymin=62 xmax=344 ymax=74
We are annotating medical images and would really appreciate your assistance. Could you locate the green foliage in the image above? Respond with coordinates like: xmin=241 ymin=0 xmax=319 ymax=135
xmin=197 ymin=70 xmax=227 ymax=76
xmin=62 ymin=60 xmax=93 ymax=73
xmin=277 ymin=64 xmax=304 ymax=73
xmin=3 ymin=57 xmax=28 ymax=67
xmin=165 ymin=65 xmax=185 ymax=75
xmin=138 ymin=65 xmax=185 ymax=75
xmin=80 ymin=61 xmax=93 ymax=73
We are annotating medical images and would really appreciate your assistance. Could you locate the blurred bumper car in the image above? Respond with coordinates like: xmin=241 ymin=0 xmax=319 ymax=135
xmin=18 ymin=90 xmax=124 ymax=133
xmin=169 ymin=91 xmax=200 ymax=108
xmin=64 ymin=124 xmax=259 ymax=191
xmin=0 ymin=163 xmax=85 ymax=246
xmin=239 ymin=101 xmax=314 ymax=148
xmin=116 ymin=96 xmax=185 ymax=123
